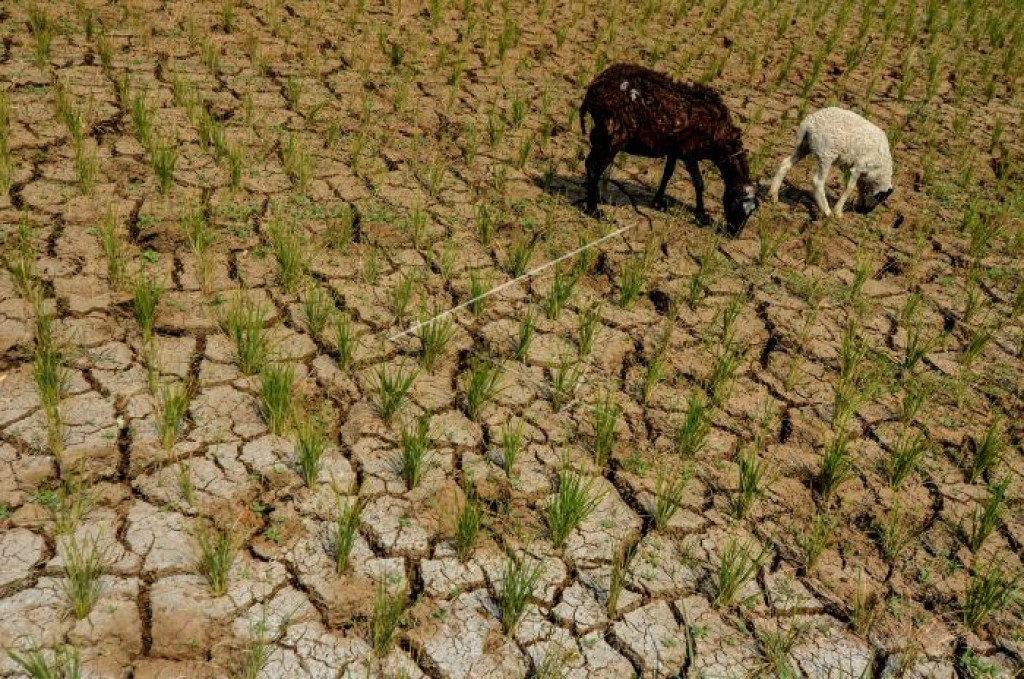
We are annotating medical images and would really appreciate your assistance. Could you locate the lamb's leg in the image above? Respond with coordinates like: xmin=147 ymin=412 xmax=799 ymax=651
xmin=652 ymin=155 xmax=677 ymax=210
xmin=769 ymin=146 xmax=807 ymax=203
xmin=811 ymin=157 xmax=833 ymax=218
xmin=584 ymin=130 xmax=617 ymax=217
xmin=683 ymin=158 xmax=711 ymax=226
xmin=832 ymin=167 xmax=861 ymax=218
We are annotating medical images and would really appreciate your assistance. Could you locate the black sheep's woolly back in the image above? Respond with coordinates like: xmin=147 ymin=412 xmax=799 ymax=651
xmin=580 ymin=63 xmax=743 ymax=156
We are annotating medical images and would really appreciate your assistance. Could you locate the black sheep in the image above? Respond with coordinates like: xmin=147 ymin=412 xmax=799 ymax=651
xmin=580 ymin=63 xmax=759 ymax=235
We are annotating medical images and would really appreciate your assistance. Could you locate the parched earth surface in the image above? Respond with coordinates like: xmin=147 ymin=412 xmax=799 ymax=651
xmin=1 ymin=0 xmax=1023 ymax=677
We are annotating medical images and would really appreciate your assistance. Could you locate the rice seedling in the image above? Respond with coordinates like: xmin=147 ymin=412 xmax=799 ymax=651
xmin=236 ymin=611 xmax=286 ymax=679
xmin=398 ymin=414 xmax=433 ymax=489
xmin=371 ymin=582 xmax=406 ymax=657
xmin=175 ymin=459 xmax=193 ymax=505
xmin=550 ymin=353 xmax=584 ymax=413
xmin=687 ymin=247 xmax=719 ymax=309
xmin=282 ymin=132 xmax=312 ymax=192
xmin=966 ymin=477 xmax=1009 ymax=553
xmin=903 ymin=323 xmax=943 ymax=372
xmin=962 ymin=322 xmax=996 ymax=369
xmin=969 ymin=418 xmax=1005 ymax=483
xmin=751 ymin=624 xmax=804 ymax=679
xmin=504 ymin=231 xmax=537 ymax=277
xmin=362 ymin=245 xmax=383 ymax=284
xmin=391 ymin=269 xmax=416 ymax=324
xmin=131 ymin=270 xmax=162 ymax=342
xmin=899 ymin=375 xmax=928 ymax=424
xmin=676 ymin=390 xmax=710 ymax=459
xmin=546 ymin=469 xmax=602 ymax=549
xmin=325 ymin=205 xmax=355 ymax=251
xmin=454 ymin=481 xmax=482 ymax=561
xmin=475 ymin=202 xmax=495 ymax=245
xmin=301 ymin=285 xmax=333 ymax=341
xmin=8 ymin=643 xmax=82 ymax=679
xmin=151 ymin=139 xmax=178 ymax=193
xmin=462 ymin=358 xmax=503 ymax=421
xmin=962 ymin=559 xmax=1021 ymax=631
xmin=295 ymin=413 xmax=327 ymax=487
xmin=652 ymin=466 xmax=690 ymax=530
xmin=733 ymin=448 xmax=767 ymax=519
xmin=333 ymin=311 xmax=356 ymax=370
xmin=97 ymin=207 xmax=126 ymax=289
xmin=707 ymin=344 xmax=741 ymax=406
xmin=259 ymin=362 xmax=295 ymax=436
xmin=333 ymin=494 xmax=363 ymax=573
xmin=607 ymin=539 xmax=637 ymax=618
xmin=267 ymin=215 xmax=306 ymax=294
xmin=195 ymin=521 xmax=239 ymax=596
xmin=222 ymin=293 xmax=270 ymax=375
xmin=284 ymin=74 xmax=303 ymax=110
xmin=498 ymin=419 xmax=525 ymax=478
xmin=372 ymin=363 xmax=417 ymax=426
xmin=497 ymin=555 xmax=540 ymax=634
xmin=28 ymin=4 xmax=56 ymax=67
xmin=156 ymin=380 xmax=191 ymax=451
xmin=713 ymin=539 xmax=769 ymax=608
xmin=59 ymin=536 xmax=107 ymax=619
xmin=886 ymin=427 xmax=928 ymax=489
xmin=875 ymin=500 xmax=915 ymax=562
xmin=618 ymin=249 xmax=653 ymax=308
xmin=415 ymin=313 xmax=455 ymax=372
xmin=514 ymin=306 xmax=536 ymax=361
xmin=797 ymin=511 xmax=836 ymax=572
xmin=577 ymin=303 xmax=601 ymax=357
xmin=467 ymin=268 xmax=490 ymax=317
xmin=817 ymin=434 xmax=852 ymax=500
xmin=33 ymin=319 xmax=68 ymax=452
xmin=41 ymin=467 xmax=93 ymax=535
xmin=591 ymin=394 xmax=620 ymax=468
xmin=544 ymin=264 xmax=577 ymax=320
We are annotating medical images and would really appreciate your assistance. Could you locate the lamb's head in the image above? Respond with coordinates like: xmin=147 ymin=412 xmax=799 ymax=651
xmin=723 ymin=184 xmax=759 ymax=236
xmin=858 ymin=162 xmax=894 ymax=212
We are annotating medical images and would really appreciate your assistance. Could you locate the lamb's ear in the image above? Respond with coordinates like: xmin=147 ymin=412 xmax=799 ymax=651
xmin=874 ymin=188 xmax=894 ymax=203
xmin=742 ymin=196 xmax=759 ymax=216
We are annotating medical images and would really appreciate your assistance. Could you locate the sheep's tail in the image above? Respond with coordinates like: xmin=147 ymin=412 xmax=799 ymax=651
xmin=579 ymin=99 xmax=590 ymax=135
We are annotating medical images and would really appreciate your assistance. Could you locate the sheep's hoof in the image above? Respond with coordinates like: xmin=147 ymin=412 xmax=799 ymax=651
xmin=584 ymin=206 xmax=606 ymax=220
xmin=694 ymin=211 xmax=712 ymax=226
xmin=652 ymin=196 xmax=668 ymax=211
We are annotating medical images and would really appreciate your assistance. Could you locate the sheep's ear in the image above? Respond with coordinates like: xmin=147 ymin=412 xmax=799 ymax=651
xmin=742 ymin=196 xmax=758 ymax=216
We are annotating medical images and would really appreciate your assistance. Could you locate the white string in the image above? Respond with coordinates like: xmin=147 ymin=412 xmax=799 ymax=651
xmin=386 ymin=221 xmax=637 ymax=342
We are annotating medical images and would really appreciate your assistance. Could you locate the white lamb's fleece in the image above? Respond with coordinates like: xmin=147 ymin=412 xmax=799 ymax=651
xmin=769 ymin=107 xmax=894 ymax=218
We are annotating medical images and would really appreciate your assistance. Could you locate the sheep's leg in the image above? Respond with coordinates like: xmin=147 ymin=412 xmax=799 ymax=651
xmin=652 ymin=155 xmax=677 ymax=210
xmin=584 ymin=136 xmax=617 ymax=217
xmin=769 ymin=146 xmax=807 ymax=203
xmin=683 ymin=159 xmax=711 ymax=226
xmin=811 ymin=157 xmax=833 ymax=218
xmin=832 ymin=167 xmax=861 ymax=218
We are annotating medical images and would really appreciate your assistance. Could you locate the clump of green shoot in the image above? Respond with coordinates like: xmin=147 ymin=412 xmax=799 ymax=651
xmin=713 ymin=539 xmax=769 ymax=608
xmin=545 ymin=264 xmax=578 ymax=319
xmin=334 ymin=311 xmax=356 ymax=370
xmin=591 ymin=394 xmax=620 ymax=468
xmin=195 ymin=521 xmax=239 ymax=597
xmin=60 ymin=536 xmax=107 ymax=619
xmin=333 ymin=494 xmax=363 ymax=574
xmin=259 ymin=362 xmax=295 ymax=436
xmin=676 ymin=390 xmax=710 ymax=458
xmin=28 ymin=4 xmax=56 ymax=67
xmin=157 ymin=380 xmax=191 ymax=452
xmin=875 ymin=500 xmax=915 ymax=562
xmin=969 ymin=418 xmax=1005 ymax=482
xmin=302 ymin=285 xmax=334 ymax=341
xmin=267 ymin=214 xmax=306 ymax=294
xmin=886 ymin=427 xmax=928 ymax=489
xmin=550 ymin=353 xmax=584 ymax=413
xmin=97 ymin=207 xmax=127 ymax=289
xmin=618 ymin=248 xmax=653 ymax=308
xmin=577 ymin=303 xmax=601 ymax=356
xmin=546 ymin=468 xmax=602 ymax=549
xmin=817 ymin=434 xmax=852 ymax=500
xmin=652 ymin=466 xmax=690 ymax=531
xmin=962 ymin=560 xmax=1021 ymax=632
xmin=371 ymin=582 xmax=406 ymax=657
xmin=391 ymin=269 xmax=416 ymax=324
xmin=222 ymin=293 xmax=270 ymax=375
xmin=462 ymin=358 xmax=503 ymax=422
xmin=498 ymin=419 xmax=525 ymax=478
xmin=607 ymin=539 xmax=637 ymax=618
xmin=295 ymin=413 xmax=328 ymax=487
xmin=454 ymin=481 xmax=482 ymax=561
xmin=467 ymin=269 xmax=490 ymax=317
xmin=8 ymin=643 xmax=82 ymax=679
xmin=514 ymin=306 xmax=537 ymax=361
xmin=416 ymin=313 xmax=455 ymax=372
xmin=497 ymin=554 xmax=540 ymax=634
xmin=151 ymin=138 xmax=178 ymax=193
xmin=966 ymin=478 xmax=1009 ymax=553
xmin=797 ymin=511 xmax=836 ymax=572
xmin=398 ymin=413 xmax=433 ymax=489
xmin=732 ymin=448 xmax=767 ymax=519
xmin=132 ymin=270 xmax=163 ymax=342
xmin=372 ymin=363 xmax=417 ymax=426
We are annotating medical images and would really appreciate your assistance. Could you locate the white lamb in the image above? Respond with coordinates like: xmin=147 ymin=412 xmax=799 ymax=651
xmin=769 ymin=107 xmax=894 ymax=218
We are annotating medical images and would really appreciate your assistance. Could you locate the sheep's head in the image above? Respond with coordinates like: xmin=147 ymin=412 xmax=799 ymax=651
xmin=858 ymin=166 xmax=894 ymax=212
xmin=723 ymin=185 xmax=759 ymax=236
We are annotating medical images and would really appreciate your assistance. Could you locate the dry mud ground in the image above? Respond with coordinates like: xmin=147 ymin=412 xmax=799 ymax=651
xmin=1 ymin=0 xmax=1023 ymax=676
